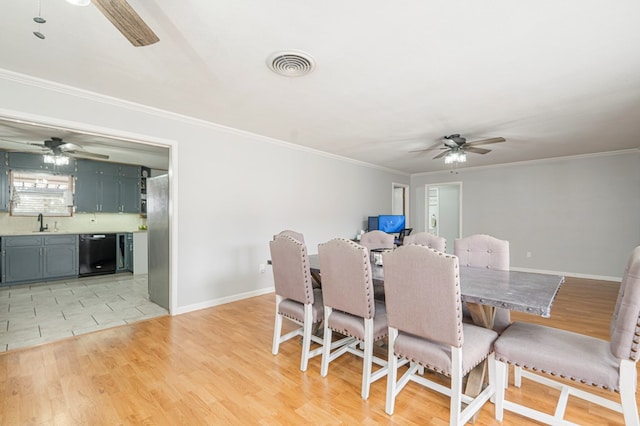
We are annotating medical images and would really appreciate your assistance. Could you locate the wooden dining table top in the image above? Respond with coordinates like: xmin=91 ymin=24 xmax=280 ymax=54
xmin=307 ymin=254 xmax=565 ymax=318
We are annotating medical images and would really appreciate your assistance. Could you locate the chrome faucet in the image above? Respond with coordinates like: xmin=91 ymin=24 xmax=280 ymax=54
xmin=37 ymin=213 xmax=48 ymax=232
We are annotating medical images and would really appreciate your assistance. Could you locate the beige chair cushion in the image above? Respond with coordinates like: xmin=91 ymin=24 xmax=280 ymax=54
xmin=327 ymin=300 xmax=388 ymax=341
xmin=279 ymin=288 xmax=324 ymax=324
xmin=394 ymin=323 xmax=497 ymax=377
xmin=495 ymin=321 xmax=620 ymax=390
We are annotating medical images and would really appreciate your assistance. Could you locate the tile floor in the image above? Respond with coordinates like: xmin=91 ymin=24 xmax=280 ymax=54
xmin=0 ymin=273 xmax=168 ymax=352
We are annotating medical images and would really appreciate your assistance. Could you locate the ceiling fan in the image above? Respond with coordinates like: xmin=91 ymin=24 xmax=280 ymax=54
xmin=66 ymin=0 xmax=159 ymax=47
xmin=1 ymin=136 xmax=109 ymax=161
xmin=411 ymin=134 xmax=506 ymax=162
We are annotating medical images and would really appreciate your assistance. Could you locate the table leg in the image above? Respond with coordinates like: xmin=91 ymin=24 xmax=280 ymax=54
xmin=310 ymin=269 xmax=322 ymax=289
xmin=464 ymin=303 xmax=496 ymax=423
xmin=466 ymin=303 xmax=495 ymax=329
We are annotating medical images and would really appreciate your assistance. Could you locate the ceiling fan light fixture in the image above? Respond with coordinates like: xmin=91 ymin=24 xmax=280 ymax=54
xmin=65 ymin=0 xmax=90 ymax=6
xmin=444 ymin=150 xmax=467 ymax=165
xmin=43 ymin=154 xmax=70 ymax=166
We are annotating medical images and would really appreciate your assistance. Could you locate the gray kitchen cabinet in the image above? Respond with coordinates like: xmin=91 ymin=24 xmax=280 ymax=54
xmin=118 ymin=164 xmax=140 ymax=178
xmin=116 ymin=233 xmax=133 ymax=272
xmin=8 ymin=152 xmax=76 ymax=174
xmin=76 ymin=159 xmax=119 ymax=175
xmin=1 ymin=236 xmax=44 ymax=284
xmin=75 ymin=171 xmax=118 ymax=213
xmin=1 ymin=234 xmax=78 ymax=285
xmin=117 ymin=165 xmax=141 ymax=213
xmin=75 ymin=160 xmax=139 ymax=213
xmin=43 ymin=235 xmax=79 ymax=279
xmin=118 ymin=176 xmax=140 ymax=213
xmin=75 ymin=171 xmax=100 ymax=212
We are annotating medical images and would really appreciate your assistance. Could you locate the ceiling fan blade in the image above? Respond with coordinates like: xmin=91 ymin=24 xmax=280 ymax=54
xmin=65 ymin=150 xmax=110 ymax=160
xmin=465 ymin=147 xmax=491 ymax=155
xmin=0 ymin=137 xmax=48 ymax=151
xmin=409 ymin=141 xmax=446 ymax=154
xmin=466 ymin=137 xmax=506 ymax=146
xmin=433 ymin=150 xmax=450 ymax=160
xmin=92 ymin=0 xmax=159 ymax=47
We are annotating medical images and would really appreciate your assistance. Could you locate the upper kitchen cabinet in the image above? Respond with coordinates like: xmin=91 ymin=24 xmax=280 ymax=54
xmin=75 ymin=160 xmax=140 ymax=213
xmin=8 ymin=152 xmax=76 ymax=174
xmin=75 ymin=159 xmax=119 ymax=176
xmin=0 ymin=151 xmax=8 ymax=211
xmin=117 ymin=164 xmax=141 ymax=213
xmin=118 ymin=176 xmax=141 ymax=213
xmin=75 ymin=170 xmax=118 ymax=213
xmin=118 ymin=164 xmax=140 ymax=178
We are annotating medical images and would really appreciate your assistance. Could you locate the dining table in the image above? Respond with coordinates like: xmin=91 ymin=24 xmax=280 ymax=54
xmin=307 ymin=253 xmax=566 ymax=407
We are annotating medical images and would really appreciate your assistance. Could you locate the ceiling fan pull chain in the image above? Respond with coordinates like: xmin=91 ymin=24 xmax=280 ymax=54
xmin=33 ymin=0 xmax=46 ymax=39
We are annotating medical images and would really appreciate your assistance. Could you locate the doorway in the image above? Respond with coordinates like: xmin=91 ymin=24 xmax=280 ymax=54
xmin=0 ymin=114 xmax=174 ymax=313
xmin=425 ymin=182 xmax=461 ymax=254
xmin=392 ymin=183 xmax=410 ymax=225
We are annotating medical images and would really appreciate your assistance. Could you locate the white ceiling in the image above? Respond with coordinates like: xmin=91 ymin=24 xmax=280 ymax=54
xmin=1 ymin=0 xmax=639 ymax=173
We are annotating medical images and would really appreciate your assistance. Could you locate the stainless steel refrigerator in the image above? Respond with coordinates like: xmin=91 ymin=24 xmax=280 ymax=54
xmin=147 ymin=174 xmax=170 ymax=310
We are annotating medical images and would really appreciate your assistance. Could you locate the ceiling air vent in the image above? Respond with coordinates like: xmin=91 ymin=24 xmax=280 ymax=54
xmin=267 ymin=50 xmax=315 ymax=77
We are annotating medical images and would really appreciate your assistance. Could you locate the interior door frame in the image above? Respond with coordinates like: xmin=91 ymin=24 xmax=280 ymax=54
xmin=392 ymin=182 xmax=410 ymax=226
xmin=0 ymin=109 xmax=178 ymax=314
xmin=425 ymin=181 xmax=462 ymax=253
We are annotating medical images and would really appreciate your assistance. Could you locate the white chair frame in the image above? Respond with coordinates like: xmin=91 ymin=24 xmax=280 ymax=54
xmin=272 ymin=295 xmax=324 ymax=372
xmin=386 ymin=327 xmax=497 ymax=426
xmin=495 ymin=358 xmax=639 ymax=425
xmin=320 ymin=306 xmax=388 ymax=400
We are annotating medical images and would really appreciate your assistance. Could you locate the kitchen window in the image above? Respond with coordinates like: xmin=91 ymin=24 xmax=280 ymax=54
xmin=10 ymin=171 xmax=74 ymax=216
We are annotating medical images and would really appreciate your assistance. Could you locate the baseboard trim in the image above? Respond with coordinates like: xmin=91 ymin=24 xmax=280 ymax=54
xmin=174 ymin=286 xmax=275 ymax=315
xmin=510 ymin=267 xmax=621 ymax=283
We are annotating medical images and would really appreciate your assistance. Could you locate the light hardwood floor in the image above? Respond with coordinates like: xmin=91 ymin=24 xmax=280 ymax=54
xmin=0 ymin=276 xmax=636 ymax=424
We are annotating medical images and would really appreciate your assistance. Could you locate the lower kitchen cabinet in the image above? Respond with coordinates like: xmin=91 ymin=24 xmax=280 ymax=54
xmin=44 ymin=235 xmax=79 ymax=279
xmin=1 ymin=235 xmax=79 ymax=285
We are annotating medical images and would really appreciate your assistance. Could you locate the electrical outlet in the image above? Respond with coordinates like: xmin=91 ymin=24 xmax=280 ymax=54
xmin=259 ymin=264 xmax=266 ymax=273
xmin=526 ymin=251 xmax=532 ymax=258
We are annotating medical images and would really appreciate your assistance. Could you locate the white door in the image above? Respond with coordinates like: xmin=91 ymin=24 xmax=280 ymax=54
xmin=392 ymin=183 xmax=410 ymax=224
xmin=425 ymin=182 xmax=461 ymax=254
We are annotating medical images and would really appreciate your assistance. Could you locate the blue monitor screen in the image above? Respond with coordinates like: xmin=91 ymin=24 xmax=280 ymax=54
xmin=377 ymin=215 xmax=405 ymax=233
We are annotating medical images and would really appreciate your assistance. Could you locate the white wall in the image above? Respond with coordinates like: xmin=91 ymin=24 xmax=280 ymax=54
xmin=1 ymin=71 xmax=409 ymax=313
xmin=411 ymin=152 xmax=640 ymax=280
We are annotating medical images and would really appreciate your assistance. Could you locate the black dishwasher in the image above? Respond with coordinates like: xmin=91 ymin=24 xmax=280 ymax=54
xmin=79 ymin=234 xmax=117 ymax=277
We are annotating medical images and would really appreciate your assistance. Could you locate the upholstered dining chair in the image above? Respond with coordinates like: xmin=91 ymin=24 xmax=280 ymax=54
xmin=494 ymin=245 xmax=640 ymax=426
xmin=317 ymin=238 xmax=389 ymax=400
xmin=403 ymin=231 xmax=446 ymax=252
xmin=454 ymin=234 xmax=511 ymax=334
xmin=359 ymin=230 xmax=395 ymax=251
xmin=273 ymin=230 xmax=324 ymax=288
xmin=383 ymin=245 xmax=498 ymax=425
xmin=270 ymin=234 xmax=323 ymax=372
xmin=274 ymin=229 xmax=305 ymax=243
